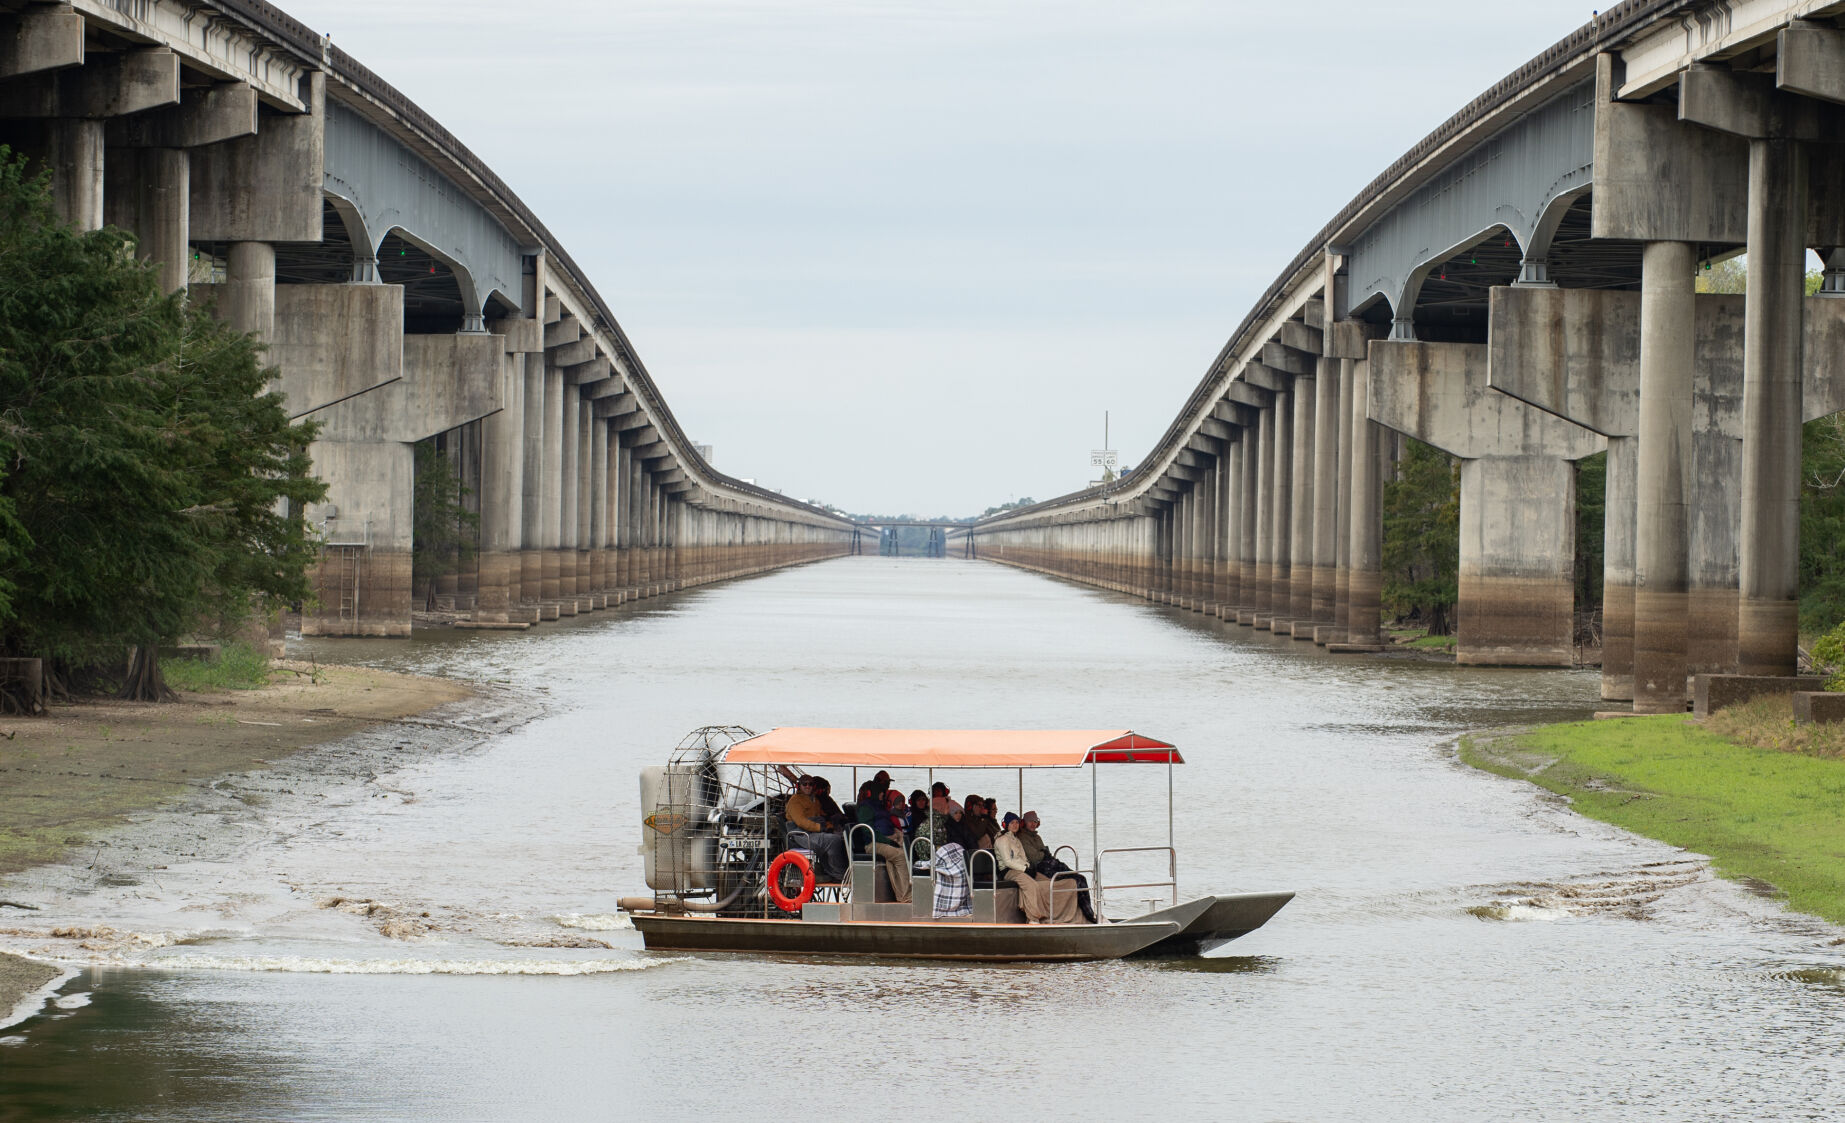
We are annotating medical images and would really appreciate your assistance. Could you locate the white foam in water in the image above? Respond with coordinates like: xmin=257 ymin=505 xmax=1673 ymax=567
xmin=0 ymin=964 xmax=80 ymax=1032
xmin=551 ymin=913 xmax=633 ymax=932
xmin=52 ymin=992 xmax=91 ymax=1010
xmin=142 ymin=953 xmax=681 ymax=976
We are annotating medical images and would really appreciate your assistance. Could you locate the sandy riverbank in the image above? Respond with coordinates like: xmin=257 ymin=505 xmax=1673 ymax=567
xmin=0 ymin=660 xmax=475 ymax=1024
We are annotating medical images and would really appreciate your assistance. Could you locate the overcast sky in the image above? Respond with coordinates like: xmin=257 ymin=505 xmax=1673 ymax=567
xmin=285 ymin=0 xmax=1602 ymax=516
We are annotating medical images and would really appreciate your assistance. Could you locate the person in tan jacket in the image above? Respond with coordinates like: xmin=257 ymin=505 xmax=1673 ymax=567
xmin=996 ymin=814 xmax=1080 ymax=924
xmin=785 ymin=776 xmax=847 ymax=882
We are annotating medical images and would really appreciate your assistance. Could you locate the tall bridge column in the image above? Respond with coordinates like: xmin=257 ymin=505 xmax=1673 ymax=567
xmin=1591 ymin=53 xmax=1759 ymax=706
xmin=1219 ymin=432 xmax=1243 ymax=618
xmin=1345 ymin=358 xmax=1384 ymax=647
xmin=1309 ymin=357 xmax=1342 ymax=640
xmin=1738 ymin=137 xmax=1809 ymax=676
xmin=1211 ymin=444 xmax=1232 ymax=613
xmin=557 ymin=381 xmax=581 ymax=605
xmin=1634 ymin=242 xmax=1698 ymax=710
xmin=539 ymin=359 xmax=564 ymax=605
xmin=515 ymin=352 xmax=543 ymax=607
xmin=475 ymin=319 xmax=540 ymax=624
xmin=589 ymin=412 xmax=609 ymax=601
xmin=1240 ymin=409 xmax=1267 ymax=625
xmin=1286 ymin=360 xmax=1316 ymax=633
xmin=1370 ymin=341 xmax=1602 ymax=665
xmin=1263 ymin=385 xmax=1294 ymax=630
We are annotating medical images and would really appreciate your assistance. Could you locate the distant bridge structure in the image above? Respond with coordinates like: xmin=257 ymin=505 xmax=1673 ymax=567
xmin=966 ymin=0 xmax=1845 ymax=714
xmin=850 ymin=521 xmax=974 ymax=558
xmin=0 ymin=0 xmax=854 ymax=637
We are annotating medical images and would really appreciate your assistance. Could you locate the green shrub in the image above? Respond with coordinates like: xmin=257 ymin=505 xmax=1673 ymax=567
xmin=1813 ymin=621 xmax=1845 ymax=692
xmin=159 ymin=642 xmax=272 ymax=692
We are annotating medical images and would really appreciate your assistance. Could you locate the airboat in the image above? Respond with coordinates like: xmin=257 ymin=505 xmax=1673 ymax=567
xmin=618 ymin=726 xmax=1292 ymax=961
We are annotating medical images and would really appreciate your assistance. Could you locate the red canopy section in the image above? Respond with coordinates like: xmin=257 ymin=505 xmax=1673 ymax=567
xmin=722 ymin=728 xmax=1182 ymax=769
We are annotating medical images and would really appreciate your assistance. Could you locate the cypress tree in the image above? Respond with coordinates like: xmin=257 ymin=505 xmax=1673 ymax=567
xmin=0 ymin=147 xmax=325 ymax=703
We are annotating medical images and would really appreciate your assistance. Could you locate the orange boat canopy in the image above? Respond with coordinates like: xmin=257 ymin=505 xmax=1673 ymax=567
xmin=722 ymin=728 xmax=1181 ymax=769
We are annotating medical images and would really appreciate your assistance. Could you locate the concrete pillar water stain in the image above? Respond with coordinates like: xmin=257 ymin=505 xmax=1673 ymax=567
xmin=1737 ymin=137 xmax=1808 ymax=676
xmin=1633 ymin=240 xmax=1696 ymax=713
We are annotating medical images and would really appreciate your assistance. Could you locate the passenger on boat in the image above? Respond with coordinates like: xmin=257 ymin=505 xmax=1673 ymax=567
xmin=811 ymin=777 xmax=845 ymax=827
xmin=785 ymin=776 xmax=848 ymax=883
xmin=907 ymin=789 xmax=930 ymax=834
xmin=911 ymin=792 xmax=962 ymax=861
xmin=856 ymin=781 xmax=913 ymax=903
xmin=931 ymin=791 xmax=967 ymax=846
xmin=961 ymin=795 xmax=996 ymax=852
xmin=1020 ymin=811 xmax=1095 ymax=924
xmin=996 ymin=813 xmax=1081 ymax=924
xmin=870 ymin=770 xmax=893 ymax=802
xmin=930 ymin=781 xmax=962 ymax=816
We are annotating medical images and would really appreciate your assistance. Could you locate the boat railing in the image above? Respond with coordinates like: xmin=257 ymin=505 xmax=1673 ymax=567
xmin=966 ymin=848 xmax=998 ymax=923
xmin=1047 ymin=869 xmax=1088 ymax=921
xmin=847 ymin=822 xmax=876 ymax=862
xmin=1096 ymin=846 xmax=1177 ymax=915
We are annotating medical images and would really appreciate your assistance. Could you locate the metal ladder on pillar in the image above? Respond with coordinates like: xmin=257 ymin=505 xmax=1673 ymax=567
xmin=321 ymin=517 xmax=371 ymax=633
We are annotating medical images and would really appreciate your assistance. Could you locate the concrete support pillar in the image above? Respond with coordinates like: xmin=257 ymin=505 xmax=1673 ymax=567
xmin=1602 ymin=435 xmax=1637 ymax=700
xmin=1288 ymin=371 xmax=1316 ymax=630
xmin=1347 ymin=361 xmax=1383 ymax=645
xmin=1221 ymin=435 xmax=1242 ymax=615
xmin=1248 ymin=410 xmax=1271 ymax=623
xmin=1196 ymin=461 xmax=1217 ymax=611
xmin=558 ymin=386 xmax=580 ymax=600
xmin=1212 ymin=450 xmax=1230 ymax=611
xmin=1267 ymin=387 xmax=1294 ymax=628
xmin=519 ymin=354 xmax=545 ymax=604
xmin=476 ymin=355 xmax=524 ymax=622
xmin=1738 ymin=137 xmax=1809 ymax=676
xmin=1634 ymin=241 xmax=1696 ymax=712
xmin=47 ymin=118 xmax=103 ymax=230
xmin=540 ymin=364 xmax=564 ymax=602
xmin=575 ymin=397 xmax=593 ymax=598
xmin=1333 ymin=358 xmax=1357 ymax=642
xmin=590 ymin=415 xmax=609 ymax=595
xmin=614 ymin=438 xmax=633 ymax=593
xmin=1456 ymin=456 xmax=1578 ymax=665
xmin=103 ymin=147 xmax=188 ymax=293
xmin=1310 ymin=358 xmax=1341 ymax=636
xmin=223 ymin=241 xmax=275 ymax=341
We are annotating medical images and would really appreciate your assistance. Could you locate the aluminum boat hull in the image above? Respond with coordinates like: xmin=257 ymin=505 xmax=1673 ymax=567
xmin=631 ymin=891 xmax=1291 ymax=961
xmin=631 ymin=913 xmax=1183 ymax=961
xmin=1127 ymin=891 xmax=1296 ymax=957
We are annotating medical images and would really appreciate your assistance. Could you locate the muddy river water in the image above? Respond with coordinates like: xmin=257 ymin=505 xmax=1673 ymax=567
xmin=3 ymin=557 xmax=1844 ymax=1119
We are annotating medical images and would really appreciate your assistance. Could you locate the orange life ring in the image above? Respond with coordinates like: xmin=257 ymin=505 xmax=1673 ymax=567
xmin=768 ymin=850 xmax=815 ymax=913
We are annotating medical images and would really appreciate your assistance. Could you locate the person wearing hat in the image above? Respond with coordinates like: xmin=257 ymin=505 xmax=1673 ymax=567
xmin=961 ymin=794 xmax=996 ymax=854
xmin=994 ymin=813 xmax=1079 ymax=923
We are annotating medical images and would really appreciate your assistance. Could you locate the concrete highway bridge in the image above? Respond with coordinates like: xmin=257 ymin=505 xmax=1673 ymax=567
xmin=963 ymin=0 xmax=1845 ymax=714
xmin=851 ymin=521 xmax=975 ymax=558
xmin=0 ymin=0 xmax=855 ymax=637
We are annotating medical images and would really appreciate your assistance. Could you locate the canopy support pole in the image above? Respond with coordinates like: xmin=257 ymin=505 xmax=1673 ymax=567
xmin=1091 ymin=763 xmax=1099 ymax=901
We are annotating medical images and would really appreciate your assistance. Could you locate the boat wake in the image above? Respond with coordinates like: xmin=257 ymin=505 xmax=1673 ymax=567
xmin=131 ymin=953 xmax=684 ymax=976
xmin=1465 ymin=859 xmax=1707 ymax=921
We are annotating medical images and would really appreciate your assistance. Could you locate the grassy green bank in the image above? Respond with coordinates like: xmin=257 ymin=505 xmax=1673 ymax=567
xmin=1461 ymin=707 xmax=1845 ymax=926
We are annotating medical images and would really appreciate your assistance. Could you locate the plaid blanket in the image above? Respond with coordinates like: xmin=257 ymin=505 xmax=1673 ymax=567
xmin=932 ymin=842 xmax=971 ymax=918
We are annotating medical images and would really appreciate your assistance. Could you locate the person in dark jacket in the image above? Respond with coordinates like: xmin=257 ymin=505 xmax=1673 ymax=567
xmin=855 ymin=781 xmax=911 ymax=902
